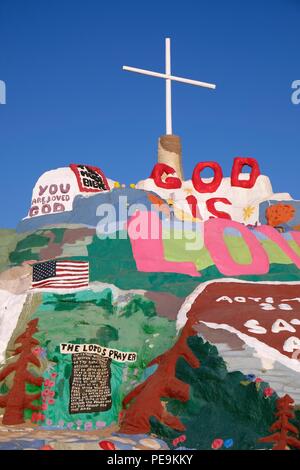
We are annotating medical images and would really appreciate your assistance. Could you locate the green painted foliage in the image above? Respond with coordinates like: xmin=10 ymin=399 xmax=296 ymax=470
xmin=151 ymin=336 xmax=277 ymax=450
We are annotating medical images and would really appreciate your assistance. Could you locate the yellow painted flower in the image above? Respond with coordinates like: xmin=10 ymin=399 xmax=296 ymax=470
xmin=243 ymin=205 xmax=255 ymax=221
xmin=114 ymin=181 xmax=121 ymax=188
xmin=183 ymin=187 xmax=194 ymax=195
xmin=130 ymin=183 xmax=136 ymax=189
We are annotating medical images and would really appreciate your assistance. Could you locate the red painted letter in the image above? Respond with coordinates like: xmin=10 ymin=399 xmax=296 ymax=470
xmin=206 ymin=197 xmax=232 ymax=219
xmin=192 ymin=161 xmax=223 ymax=193
xmin=150 ymin=163 xmax=182 ymax=189
xmin=231 ymin=157 xmax=260 ymax=189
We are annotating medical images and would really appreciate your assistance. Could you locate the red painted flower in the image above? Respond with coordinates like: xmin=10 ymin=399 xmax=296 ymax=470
xmin=255 ymin=378 xmax=263 ymax=383
xmin=264 ymin=387 xmax=274 ymax=397
xmin=48 ymin=398 xmax=55 ymax=405
xmin=44 ymin=379 xmax=50 ymax=387
xmin=48 ymin=390 xmax=55 ymax=398
xmin=212 ymin=438 xmax=223 ymax=450
xmin=51 ymin=373 xmax=57 ymax=378
xmin=98 ymin=441 xmax=116 ymax=450
xmin=42 ymin=403 xmax=48 ymax=410
xmin=33 ymin=347 xmax=42 ymax=356
xmin=31 ymin=412 xmax=38 ymax=422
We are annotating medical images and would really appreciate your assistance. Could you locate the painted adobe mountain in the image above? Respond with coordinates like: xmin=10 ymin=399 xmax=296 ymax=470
xmin=1 ymin=160 xmax=300 ymax=450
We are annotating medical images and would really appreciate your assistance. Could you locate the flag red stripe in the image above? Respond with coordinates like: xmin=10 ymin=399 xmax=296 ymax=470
xmin=31 ymin=283 xmax=88 ymax=289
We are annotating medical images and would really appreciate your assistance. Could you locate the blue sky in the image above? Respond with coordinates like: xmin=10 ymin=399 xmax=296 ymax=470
xmin=0 ymin=0 xmax=299 ymax=227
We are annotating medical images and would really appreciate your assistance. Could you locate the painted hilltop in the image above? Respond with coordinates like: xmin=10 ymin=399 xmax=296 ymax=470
xmin=1 ymin=39 xmax=300 ymax=451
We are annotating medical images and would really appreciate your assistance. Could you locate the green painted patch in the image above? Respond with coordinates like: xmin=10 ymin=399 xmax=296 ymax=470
xmin=151 ymin=336 xmax=278 ymax=450
xmin=31 ymin=288 xmax=177 ymax=428
xmin=223 ymin=235 xmax=252 ymax=264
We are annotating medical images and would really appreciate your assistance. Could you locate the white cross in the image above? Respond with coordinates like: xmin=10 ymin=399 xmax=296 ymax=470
xmin=123 ymin=38 xmax=216 ymax=135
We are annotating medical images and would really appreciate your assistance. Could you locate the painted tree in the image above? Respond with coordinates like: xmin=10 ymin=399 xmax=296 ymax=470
xmin=0 ymin=319 xmax=43 ymax=425
xmin=119 ymin=315 xmax=200 ymax=434
xmin=259 ymin=394 xmax=300 ymax=450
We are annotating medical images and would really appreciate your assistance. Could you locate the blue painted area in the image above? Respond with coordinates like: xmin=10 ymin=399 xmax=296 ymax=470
xmin=259 ymin=200 xmax=300 ymax=231
xmin=17 ymin=188 xmax=157 ymax=233
xmin=0 ymin=439 xmax=45 ymax=450
xmin=252 ymin=230 xmax=268 ymax=241
xmin=224 ymin=227 xmax=242 ymax=237
xmin=282 ymin=232 xmax=293 ymax=240
xmin=111 ymin=432 xmax=168 ymax=449
xmin=140 ymin=363 xmax=158 ymax=381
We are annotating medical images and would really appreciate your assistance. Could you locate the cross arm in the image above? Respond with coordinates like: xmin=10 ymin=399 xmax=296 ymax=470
xmin=123 ymin=66 xmax=216 ymax=89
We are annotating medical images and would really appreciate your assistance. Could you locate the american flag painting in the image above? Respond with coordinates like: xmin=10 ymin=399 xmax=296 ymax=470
xmin=32 ymin=260 xmax=89 ymax=290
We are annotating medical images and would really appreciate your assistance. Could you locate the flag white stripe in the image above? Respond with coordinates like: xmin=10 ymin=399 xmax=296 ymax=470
xmin=33 ymin=276 xmax=88 ymax=285
xmin=56 ymin=269 xmax=89 ymax=274
xmin=56 ymin=268 xmax=89 ymax=272
xmin=57 ymin=262 xmax=88 ymax=267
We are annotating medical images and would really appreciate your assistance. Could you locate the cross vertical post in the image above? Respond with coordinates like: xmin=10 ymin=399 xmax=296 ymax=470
xmin=165 ymin=38 xmax=172 ymax=135
xmin=123 ymin=38 xmax=216 ymax=179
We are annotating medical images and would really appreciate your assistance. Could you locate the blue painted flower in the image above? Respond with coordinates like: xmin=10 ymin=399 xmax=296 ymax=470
xmin=246 ymin=374 xmax=256 ymax=382
xmin=224 ymin=439 xmax=234 ymax=448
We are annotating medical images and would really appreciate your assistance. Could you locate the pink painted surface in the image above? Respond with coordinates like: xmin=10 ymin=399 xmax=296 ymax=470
xmin=204 ymin=218 xmax=269 ymax=276
xmin=255 ymin=225 xmax=300 ymax=268
xmin=128 ymin=211 xmax=200 ymax=277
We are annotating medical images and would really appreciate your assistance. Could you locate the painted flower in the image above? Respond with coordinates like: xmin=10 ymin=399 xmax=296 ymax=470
xmin=255 ymin=378 xmax=263 ymax=383
xmin=42 ymin=389 xmax=50 ymax=397
xmin=84 ymin=422 xmax=93 ymax=431
xmin=51 ymin=373 xmax=57 ymax=378
xmin=31 ymin=412 xmax=38 ymax=422
xmin=40 ymin=348 xmax=47 ymax=359
xmin=46 ymin=419 xmax=53 ymax=426
xmin=243 ymin=205 xmax=255 ymax=222
xmin=98 ymin=441 xmax=116 ymax=450
xmin=48 ymin=381 xmax=55 ymax=388
xmin=48 ymin=398 xmax=55 ymax=405
xmin=32 ymin=347 xmax=42 ymax=356
xmin=211 ymin=438 xmax=223 ymax=450
xmin=67 ymin=422 xmax=74 ymax=430
xmin=224 ymin=438 xmax=234 ymax=449
xmin=48 ymin=390 xmax=55 ymax=398
xmin=44 ymin=379 xmax=50 ymax=387
xmin=41 ymin=403 xmax=48 ymax=411
xmin=172 ymin=437 xmax=179 ymax=447
xmin=246 ymin=374 xmax=256 ymax=382
xmin=36 ymin=413 xmax=45 ymax=422
xmin=96 ymin=421 xmax=106 ymax=429
xmin=264 ymin=387 xmax=274 ymax=397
